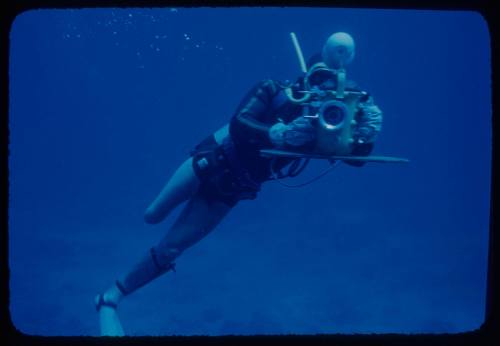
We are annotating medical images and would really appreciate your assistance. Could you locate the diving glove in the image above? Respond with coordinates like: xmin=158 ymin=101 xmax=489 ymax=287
xmin=352 ymin=97 xmax=383 ymax=144
xmin=269 ymin=116 xmax=316 ymax=148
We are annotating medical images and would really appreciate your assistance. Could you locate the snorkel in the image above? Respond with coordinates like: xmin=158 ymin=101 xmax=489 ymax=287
xmin=290 ymin=32 xmax=308 ymax=74
xmin=284 ymin=33 xmax=311 ymax=103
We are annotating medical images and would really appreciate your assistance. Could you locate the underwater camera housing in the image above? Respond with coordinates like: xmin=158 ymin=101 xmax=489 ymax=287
xmin=310 ymin=83 xmax=366 ymax=156
xmin=291 ymin=66 xmax=366 ymax=156
xmin=317 ymin=100 xmax=348 ymax=131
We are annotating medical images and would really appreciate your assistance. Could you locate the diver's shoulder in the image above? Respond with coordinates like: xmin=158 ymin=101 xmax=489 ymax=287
xmin=346 ymin=80 xmax=373 ymax=101
xmin=346 ymin=79 xmax=362 ymax=91
xmin=255 ymin=78 xmax=287 ymax=95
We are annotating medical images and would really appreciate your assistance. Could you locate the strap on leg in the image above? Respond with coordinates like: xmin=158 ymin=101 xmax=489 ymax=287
xmin=115 ymin=247 xmax=177 ymax=297
xmin=95 ymin=293 xmax=118 ymax=312
xmin=115 ymin=280 xmax=129 ymax=296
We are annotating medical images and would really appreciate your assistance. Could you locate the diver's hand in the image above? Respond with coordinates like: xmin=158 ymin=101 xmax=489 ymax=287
xmin=353 ymin=97 xmax=383 ymax=144
xmin=269 ymin=116 xmax=316 ymax=147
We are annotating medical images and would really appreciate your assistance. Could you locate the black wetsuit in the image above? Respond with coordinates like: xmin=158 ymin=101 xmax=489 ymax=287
xmin=114 ymin=78 xmax=380 ymax=296
xmin=191 ymin=78 xmax=376 ymax=207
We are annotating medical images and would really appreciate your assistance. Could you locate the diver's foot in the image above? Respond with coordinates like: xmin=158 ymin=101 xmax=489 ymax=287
xmin=95 ymin=293 xmax=125 ymax=336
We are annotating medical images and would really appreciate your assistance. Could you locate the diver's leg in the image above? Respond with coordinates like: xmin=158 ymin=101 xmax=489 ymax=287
xmin=94 ymin=288 xmax=125 ymax=336
xmin=144 ymin=157 xmax=200 ymax=224
xmin=97 ymin=194 xmax=232 ymax=336
xmin=119 ymin=194 xmax=232 ymax=296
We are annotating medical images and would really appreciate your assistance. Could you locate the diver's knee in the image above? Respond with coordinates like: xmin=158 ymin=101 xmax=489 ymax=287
xmin=153 ymin=246 xmax=183 ymax=266
xmin=144 ymin=208 xmax=162 ymax=224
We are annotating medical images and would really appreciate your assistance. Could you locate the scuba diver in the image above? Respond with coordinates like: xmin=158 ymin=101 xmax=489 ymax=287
xmin=95 ymin=32 xmax=387 ymax=336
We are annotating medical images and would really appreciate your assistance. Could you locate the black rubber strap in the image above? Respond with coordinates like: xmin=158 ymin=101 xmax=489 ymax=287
xmin=115 ymin=280 xmax=129 ymax=296
xmin=95 ymin=294 xmax=117 ymax=312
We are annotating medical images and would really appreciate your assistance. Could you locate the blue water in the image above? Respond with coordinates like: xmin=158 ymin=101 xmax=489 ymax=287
xmin=8 ymin=8 xmax=491 ymax=336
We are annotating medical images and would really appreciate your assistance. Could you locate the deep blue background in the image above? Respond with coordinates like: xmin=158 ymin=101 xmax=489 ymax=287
xmin=8 ymin=8 xmax=491 ymax=336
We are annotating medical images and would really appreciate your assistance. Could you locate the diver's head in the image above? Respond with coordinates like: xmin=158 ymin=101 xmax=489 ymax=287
xmin=305 ymin=62 xmax=337 ymax=90
xmin=322 ymin=32 xmax=355 ymax=69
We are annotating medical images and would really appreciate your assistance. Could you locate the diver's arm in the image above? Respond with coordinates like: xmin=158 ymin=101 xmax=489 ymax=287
xmin=229 ymin=80 xmax=280 ymax=148
xmin=344 ymin=95 xmax=383 ymax=167
xmin=343 ymin=142 xmax=375 ymax=167
xmin=354 ymin=95 xmax=383 ymax=144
